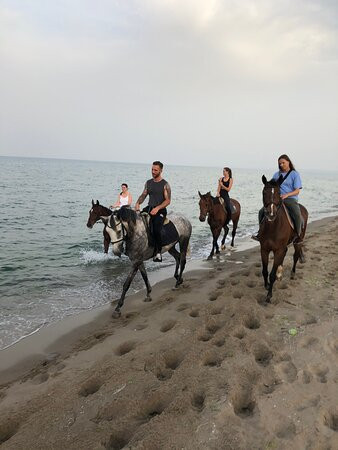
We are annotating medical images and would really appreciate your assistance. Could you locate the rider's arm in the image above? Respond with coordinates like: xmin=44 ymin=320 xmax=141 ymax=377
xmin=111 ymin=195 xmax=120 ymax=208
xmin=135 ymin=183 xmax=148 ymax=210
xmin=150 ymin=183 xmax=171 ymax=215
xmin=224 ymin=178 xmax=233 ymax=192
xmin=216 ymin=178 xmax=221 ymax=197
xmin=128 ymin=192 xmax=132 ymax=206
xmin=281 ymin=188 xmax=300 ymax=200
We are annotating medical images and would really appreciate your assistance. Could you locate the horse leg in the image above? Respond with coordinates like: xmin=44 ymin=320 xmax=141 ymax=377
xmin=261 ymin=247 xmax=269 ymax=290
xmin=175 ymin=239 xmax=189 ymax=287
xmin=208 ymin=228 xmax=221 ymax=260
xmin=103 ymin=227 xmax=111 ymax=254
xmin=139 ymin=262 xmax=152 ymax=302
xmin=266 ymin=249 xmax=286 ymax=302
xmin=291 ymin=242 xmax=303 ymax=278
xmin=230 ymin=217 xmax=238 ymax=247
xmin=113 ymin=264 xmax=139 ymax=317
xmin=221 ymin=225 xmax=229 ymax=250
xmin=168 ymin=246 xmax=180 ymax=280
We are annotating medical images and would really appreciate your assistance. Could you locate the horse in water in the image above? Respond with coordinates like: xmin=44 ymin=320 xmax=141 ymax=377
xmin=198 ymin=192 xmax=241 ymax=259
xmin=86 ymin=201 xmax=113 ymax=253
xmin=87 ymin=201 xmax=192 ymax=317
xmin=258 ymin=175 xmax=308 ymax=302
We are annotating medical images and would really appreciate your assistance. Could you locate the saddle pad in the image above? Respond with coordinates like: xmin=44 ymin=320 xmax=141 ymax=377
xmin=161 ymin=221 xmax=179 ymax=246
xmin=217 ymin=197 xmax=236 ymax=214
xmin=282 ymin=203 xmax=305 ymax=231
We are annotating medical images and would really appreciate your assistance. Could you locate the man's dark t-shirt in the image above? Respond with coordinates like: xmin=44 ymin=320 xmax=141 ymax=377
xmin=146 ymin=178 xmax=168 ymax=208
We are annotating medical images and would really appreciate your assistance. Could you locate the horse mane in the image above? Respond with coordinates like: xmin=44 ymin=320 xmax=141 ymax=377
xmin=266 ymin=178 xmax=280 ymax=187
xmin=116 ymin=206 xmax=137 ymax=224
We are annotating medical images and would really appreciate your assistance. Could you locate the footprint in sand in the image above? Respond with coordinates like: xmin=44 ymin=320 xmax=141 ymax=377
xmin=309 ymin=365 xmax=329 ymax=383
xmin=202 ymin=350 xmax=222 ymax=367
xmin=176 ymin=303 xmax=191 ymax=311
xmin=134 ymin=322 xmax=148 ymax=331
xmin=233 ymin=327 xmax=246 ymax=340
xmin=231 ymin=384 xmax=256 ymax=418
xmin=0 ymin=416 xmax=20 ymax=446
xmin=135 ymin=394 xmax=171 ymax=424
xmin=300 ymin=336 xmax=319 ymax=348
xmin=205 ymin=318 xmax=224 ymax=335
xmin=78 ymin=377 xmax=103 ymax=397
xmin=252 ymin=342 xmax=273 ymax=367
xmin=246 ymin=280 xmax=256 ymax=288
xmin=160 ymin=319 xmax=177 ymax=332
xmin=212 ymin=337 xmax=225 ymax=347
xmin=163 ymin=349 xmax=185 ymax=370
xmin=208 ymin=291 xmax=221 ymax=301
xmin=233 ymin=290 xmax=243 ymax=299
xmin=274 ymin=361 xmax=297 ymax=383
xmin=197 ymin=330 xmax=212 ymax=342
xmin=191 ymin=390 xmax=206 ymax=412
xmin=299 ymin=368 xmax=313 ymax=384
xmin=31 ymin=372 xmax=50 ymax=385
xmin=230 ymin=278 xmax=240 ymax=286
xmin=243 ymin=314 xmax=260 ymax=330
xmin=104 ymin=428 xmax=133 ymax=450
xmin=274 ymin=417 xmax=296 ymax=439
xmin=189 ymin=308 xmax=200 ymax=318
xmin=210 ymin=304 xmax=224 ymax=315
xmin=115 ymin=340 xmax=137 ymax=356
xmin=322 ymin=407 xmax=338 ymax=432
xmin=92 ymin=400 xmax=125 ymax=423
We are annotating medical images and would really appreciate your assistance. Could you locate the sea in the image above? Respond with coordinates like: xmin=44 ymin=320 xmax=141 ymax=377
xmin=1 ymin=156 xmax=337 ymax=350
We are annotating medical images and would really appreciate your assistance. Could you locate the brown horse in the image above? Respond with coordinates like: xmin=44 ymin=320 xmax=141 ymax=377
xmin=198 ymin=191 xmax=241 ymax=260
xmin=86 ymin=200 xmax=113 ymax=253
xmin=258 ymin=175 xmax=308 ymax=302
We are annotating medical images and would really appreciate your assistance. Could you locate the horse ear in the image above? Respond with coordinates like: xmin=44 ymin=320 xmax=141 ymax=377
xmin=278 ymin=174 xmax=284 ymax=185
xmin=262 ymin=175 xmax=267 ymax=185
xmin=96 ymin=200 xmax=99 ymax=205
xmin=92 ymin=199 xmax=94 ymax=206
xmin=198 ymin=191 xmax=202 ymax=198
xmin=207 ymin=191 xmax=211 ymax=196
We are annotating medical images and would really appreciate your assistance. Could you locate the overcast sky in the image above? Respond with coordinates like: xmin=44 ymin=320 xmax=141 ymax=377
xmin=1 ymin=0 xmax=337 ymax=170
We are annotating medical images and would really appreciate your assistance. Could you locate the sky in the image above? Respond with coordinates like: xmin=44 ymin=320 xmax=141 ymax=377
xmin=0 ymin=0 xmax=337 ymax=170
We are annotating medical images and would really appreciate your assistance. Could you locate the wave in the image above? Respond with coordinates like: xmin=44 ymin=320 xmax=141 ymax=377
xmin=79 ymin=249 xmax=116 ymax=264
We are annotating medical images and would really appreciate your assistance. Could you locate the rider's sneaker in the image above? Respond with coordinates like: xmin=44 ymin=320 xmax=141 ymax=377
xmin=153 ymin=253 xmax=162 ymax=262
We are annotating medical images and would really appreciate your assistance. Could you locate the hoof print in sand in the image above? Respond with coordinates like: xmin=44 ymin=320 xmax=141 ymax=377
xmin=164 ymin=350 xmax=184 ymax=370
xmin=243 ymin=314 xmax=260 ymax=330
xmin=191 ymin=391 xmax=206 ymax=412
xmin=322 ymin=407 xmax=338 ymax=431
xmin=104 ymin=428 xmax=132 ymax=450
xmin=115 ymin=340 xmax=137 ymax=356
xmin=202 ymin=350 xmax=222 ymax=367
xmin=231 ymin=386 xmax=256 ymax=418
xmin=310 ymin=365 xmax=329 ymax=383
xmin=205 ymin=318 xmax=224 ymax=334
xmin=78 ymin=377 xmax=103 ymax=397
xmin=212 ymin=337 xmax=225 ymax=347
xmin=0 ymin=418 xmax=19 ymax=445
xmin=233 ymin=327 xmax=246 ymax=340
xmin=197 ymin=331 xmax=212 ymax=342
xmin=275 ymin=361 xmax=297 ymax=383
xmin=233 ymin=290 xmax=243 ymax=299
xmin=160 ymin=319 xmax=176 ymax=332
xmin=176 ymin=303 xmax=191 ymax=312
xmin=136 ymin=394 xmax=170 ymax=424
xmin=274 ymin=418 xmax=296 ymax=439
xmin=208 ymin=291 xmax=220 ymax=301
xmin=252 ymin=342 xmax=273 ymax=366
xmin=189 ymin=308 xmax=199 ymax=318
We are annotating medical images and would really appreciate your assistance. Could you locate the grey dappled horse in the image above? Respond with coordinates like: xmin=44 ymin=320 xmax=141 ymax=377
xmin=87 ymin=201 xmax=192 ymax=317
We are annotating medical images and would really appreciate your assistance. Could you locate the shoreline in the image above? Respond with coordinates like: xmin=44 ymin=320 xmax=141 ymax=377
xmin=0 ymin=216 xmax=335 ymax=386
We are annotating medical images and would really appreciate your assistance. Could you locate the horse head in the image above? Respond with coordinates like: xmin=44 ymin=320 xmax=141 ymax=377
xmin=262 ymin=175 xmax=283 ymax=221
xmin=198 ymin=191 xmax=212 ymax=222
xmin=87 ymin=200 xmax=112 ymax=228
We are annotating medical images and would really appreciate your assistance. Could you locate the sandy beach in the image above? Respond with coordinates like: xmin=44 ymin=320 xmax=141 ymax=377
xmin=0 ymin=216 xmax=337 ymax=449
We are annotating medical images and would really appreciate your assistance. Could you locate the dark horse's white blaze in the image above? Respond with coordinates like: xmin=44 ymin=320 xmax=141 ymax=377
xmin=87 ymin=201 xmax=192 ymax=317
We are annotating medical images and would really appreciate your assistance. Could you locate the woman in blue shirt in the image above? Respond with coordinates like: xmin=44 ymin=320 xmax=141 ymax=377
xmin=254 ymin=154 xmax=303 ymax=241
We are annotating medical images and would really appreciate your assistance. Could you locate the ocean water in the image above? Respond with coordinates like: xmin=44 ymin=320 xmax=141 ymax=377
xmin=1 ymin=156 xmax=337 ymax=350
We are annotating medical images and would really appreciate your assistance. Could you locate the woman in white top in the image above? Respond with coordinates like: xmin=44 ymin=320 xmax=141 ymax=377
xmin=111 ymin=183 xmax=132 ymax=208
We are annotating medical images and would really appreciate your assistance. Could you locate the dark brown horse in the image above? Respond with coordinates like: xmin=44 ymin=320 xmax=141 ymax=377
xmin=86 ymin=200 xmax=113 ymax=253
xmin=258 ymin=175 xmax=308 ymax=302
xmin=198 ymin=192 xmax=241 ymax=260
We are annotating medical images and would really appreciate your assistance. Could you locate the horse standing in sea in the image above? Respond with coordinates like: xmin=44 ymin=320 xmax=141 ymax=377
xmin=87 ymin=201 xmax=192 ymax=317
xmin=258 ymin=176 xmax=308 ymax=302
xmin=198 ymin=192 xmax=241 ymax=259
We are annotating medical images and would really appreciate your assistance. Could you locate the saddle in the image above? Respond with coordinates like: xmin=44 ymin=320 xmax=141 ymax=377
xmin=217 ymin=197 xmax=237 ymax=214
xmin=140 ymin=212 xmax=179 ymax=247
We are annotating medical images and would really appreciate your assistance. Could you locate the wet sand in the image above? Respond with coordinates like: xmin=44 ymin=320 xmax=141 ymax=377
xmin=0 ymin=216 xmax=337 ymax=449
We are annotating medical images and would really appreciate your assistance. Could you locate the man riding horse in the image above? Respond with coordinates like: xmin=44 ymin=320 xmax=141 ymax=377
xmin=135 ymin=161 xmax=171 ymax=262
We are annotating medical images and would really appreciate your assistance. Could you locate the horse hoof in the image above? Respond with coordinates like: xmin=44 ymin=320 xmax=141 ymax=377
xmin=266 ymin=296 xmax=271 ymax=303
xmin=143 ymin=296 xmax=152 ymax=302
xmin=221 ymin=245 xmax=225 ymax=251
xmin=207 ymin=255 xmax=213 ymax=261
xmin=290 ymin=272 xmax=295 ymax=280
xmin=112 ymin=310 xmax=121 ymax=319
xmin=175 ymin=279 xmax=183 ymax=288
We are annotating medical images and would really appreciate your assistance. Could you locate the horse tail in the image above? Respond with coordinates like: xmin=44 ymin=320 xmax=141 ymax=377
xmin=186 ymin=243 xmax=191 ymax=258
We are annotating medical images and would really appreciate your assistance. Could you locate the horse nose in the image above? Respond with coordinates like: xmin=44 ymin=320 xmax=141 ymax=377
xmin=87 ymin=222 xmax=93 ymax=228
xmin=199 ymin=216 xmax=205 ymax=222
